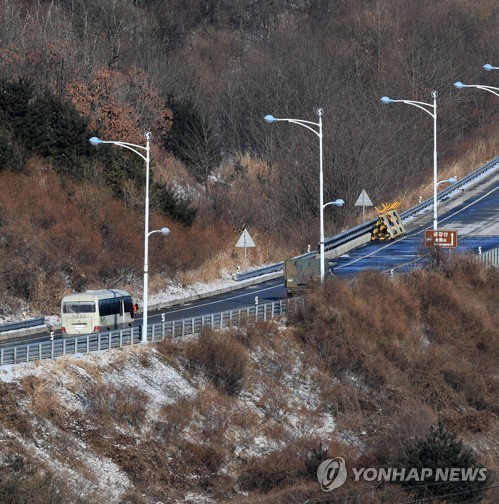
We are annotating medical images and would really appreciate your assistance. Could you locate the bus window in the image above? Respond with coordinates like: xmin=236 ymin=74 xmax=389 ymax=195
xmin=123 ymin=296 xmax=134 ymax=318
xmin=61 ymin=289 xmax=134 ymax=336
xmin=98 ymin=298 xmax=120 ymax=317
xmin=63 ymin=302 xmax=95 ymax=314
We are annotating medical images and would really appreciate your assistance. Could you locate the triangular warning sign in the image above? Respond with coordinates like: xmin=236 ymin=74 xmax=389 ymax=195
xmin=235 ymin=228 xmax=256 ymax=248
xmin=355 ymin=189 xmax=373 ymax=207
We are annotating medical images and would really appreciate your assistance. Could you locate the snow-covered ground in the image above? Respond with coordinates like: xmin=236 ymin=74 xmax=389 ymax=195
xmin=0 ymin=303 xmax=335 ymax=503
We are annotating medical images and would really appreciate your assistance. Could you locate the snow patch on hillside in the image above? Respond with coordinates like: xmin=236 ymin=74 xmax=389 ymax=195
xmin=0 ymin=322 xmax=335 ymax=503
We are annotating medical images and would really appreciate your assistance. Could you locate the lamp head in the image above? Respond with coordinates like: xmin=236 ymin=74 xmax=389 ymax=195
xmin=264 ymin=114 xmax=278 ymax=123
xmin=437 ymin=176 xmax=458 ymax=187
xmin=160 ymin=227 xmax=170 ymax=236
xmin=324 ymin=199 xmax=345 ymax=208
xmin=89 ymin=137 xmax=102 ymax=146
xmin=483 ymin=64 xmax=494 ymax=71
xmin=453 ymin=82 xmax=465 ymax=89
xmin=380 ymin=96 xmax=393 ymax=104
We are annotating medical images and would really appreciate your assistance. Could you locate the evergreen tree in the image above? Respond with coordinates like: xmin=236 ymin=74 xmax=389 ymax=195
xmin=20 ymin=89 xmax=88 ymax=176
xmin=165 ymin=95 xmax=221 ymax=184
xmin=0 ymin=77 xmax=33 ymax=126
xmin=402 ymin=419 xmax=488 ymax=502
xmin=152 ymin=182 xmax=197 ymax=227
xmin=0 ymin=77 xmax=33 ymax=171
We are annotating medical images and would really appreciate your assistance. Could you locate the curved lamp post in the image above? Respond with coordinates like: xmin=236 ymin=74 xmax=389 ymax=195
xmin=381 ymin=92 xmax=440 ymax=229
xmin=89 ymin=132 xmax=166 ymax=344
xmin=437 ymin=176 xmax=457 ymax=188
xmin=149 ymin=227 xmax=170 ymax=238
xmin=264 ymin=108 xmax=332 ymax=283
xmin=483 ymin=64 xmax=499 ymax=72
xmin=324 ymin=198 xmax=345 ymax=209
xmin=454 ymin=81 xmax=499 ymax=99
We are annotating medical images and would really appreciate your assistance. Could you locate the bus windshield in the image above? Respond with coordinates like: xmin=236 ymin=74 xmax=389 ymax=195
xmin=62 ymin=302 xmax=96 ymax=314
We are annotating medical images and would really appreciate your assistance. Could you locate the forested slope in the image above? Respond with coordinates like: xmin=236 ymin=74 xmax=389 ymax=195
xmin=0 ymin=0 xmax=498 ymax=314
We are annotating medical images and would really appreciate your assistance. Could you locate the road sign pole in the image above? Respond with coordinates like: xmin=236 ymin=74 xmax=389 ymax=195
xmin=355 ymin=189 xmax=373 ymax=223
xmin=235 ymin=229 xmax=256 ymax=272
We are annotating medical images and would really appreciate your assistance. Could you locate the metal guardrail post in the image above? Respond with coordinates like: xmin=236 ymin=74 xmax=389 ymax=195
xmin=2 ymin=298 xmax=300 ymax=365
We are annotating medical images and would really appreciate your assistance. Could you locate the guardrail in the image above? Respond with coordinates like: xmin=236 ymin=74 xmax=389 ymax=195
xmin=0 ymin=317 xmax=46 ymax=333
xmin=0 ymin=297 xmax=305 ymax=366
xmin=326 ymin=153 xmax=499 ymax=249
xmin=4 ymin=154 xmax=499 ymax=331
xmin=476 ymin=247 xmax=499 ymax=267
xmin=236 ymin=154 xmax=499 ymax=281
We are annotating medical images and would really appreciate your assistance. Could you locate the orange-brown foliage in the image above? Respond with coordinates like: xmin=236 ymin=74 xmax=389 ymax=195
xmin=66 ymin=68 xmax=173 ymax=149
xmin=292 ymin=261 xmax=499 ymax=468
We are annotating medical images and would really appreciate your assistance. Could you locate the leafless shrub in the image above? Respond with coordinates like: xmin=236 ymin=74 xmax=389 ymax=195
xmin=20 ymin=376 xmax=66 ymax=427
xmin=185 ymin=327 xmax=249 ymax=395
xmin=0 ymin=383 xmax=33 ymax=437
xmin=113 ymin=440 xmax=171 ymax=488
xmin=86 ymin=383 xmax=149 ymax=429
xmin=0 ymin=450 xmax=75 ymax=504
xmin=158 ymin=397 xmax=193 ymax=436
xmin=154 ymin=337 xmax=179 ymax=366
xmin=235 ymin=320 xmax=280 ymax=349
xmin=292 ymin=258 xmax=499 ymax=479
xmin=237 ymin=448 xmax=305 ymax=493
xmin=179 ymin=440 xmax=228 ymax=473
xmin=191 ymin=386 xmax=234 ymax=443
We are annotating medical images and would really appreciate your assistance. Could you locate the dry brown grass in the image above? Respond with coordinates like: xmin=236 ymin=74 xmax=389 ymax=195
xmin=0 ymin=444 xmax=77 ymax=504
xmin=0 ymin=382 xmax=33 ymax=437
xmin=0 ymin=256 xmax=496 ymax=503
xmin=0 ymin=157 xmax=293 ymax=312
xmin=85 ymin=382 xmax=149 ymax=430
xmin=401 ymin=136 xmax=499 ymax=210
xmin=20 ymin=375 xmax=67 ymax=427
xmin=185 ymin=327 xmax=249 ymax=395
xmin=291 ymin=257 xmax=499 ymax=474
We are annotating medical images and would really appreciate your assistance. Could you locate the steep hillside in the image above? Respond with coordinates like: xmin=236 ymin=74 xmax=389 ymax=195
xmin=0 ymin=0 xmax=499 ymax=316
xmin=0 ymin=257 xmax=497 ymax=503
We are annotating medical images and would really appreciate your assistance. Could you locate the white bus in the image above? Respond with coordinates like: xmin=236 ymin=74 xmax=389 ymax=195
xmin=61 ymin=289 xmax=135 ymax=335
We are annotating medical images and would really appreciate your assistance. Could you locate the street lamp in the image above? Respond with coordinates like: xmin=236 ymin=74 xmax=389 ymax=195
xmin=437 ymin=176 xmax=457 ymax=188
xmin=89 ymin=132 xmax=166 ymax=344
xmin=454 ymin=81 xmax=499 ymax=98
xmin=483 ymin=64 xmax=499 ymax=71
xmin=149 ymin=227 xmax=170 ymax=237
xmin=264 ymin=108 xmax=331 ymax=283
xmin=381 ymin=91 xmax=440 ymax=229
xmin=324 ymin=199 xmax=345 ymax=209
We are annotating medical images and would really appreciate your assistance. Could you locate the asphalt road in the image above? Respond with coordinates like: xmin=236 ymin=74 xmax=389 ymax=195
xmin=2 ymin=167 xmax=497 ymax=349
xmin=143 ymin=277 xmax=287 ymax=324
xmin=0 ymin=278 xmax=288 ymax=349
xmin=333 ymin=169 xmax=499 ymax=277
